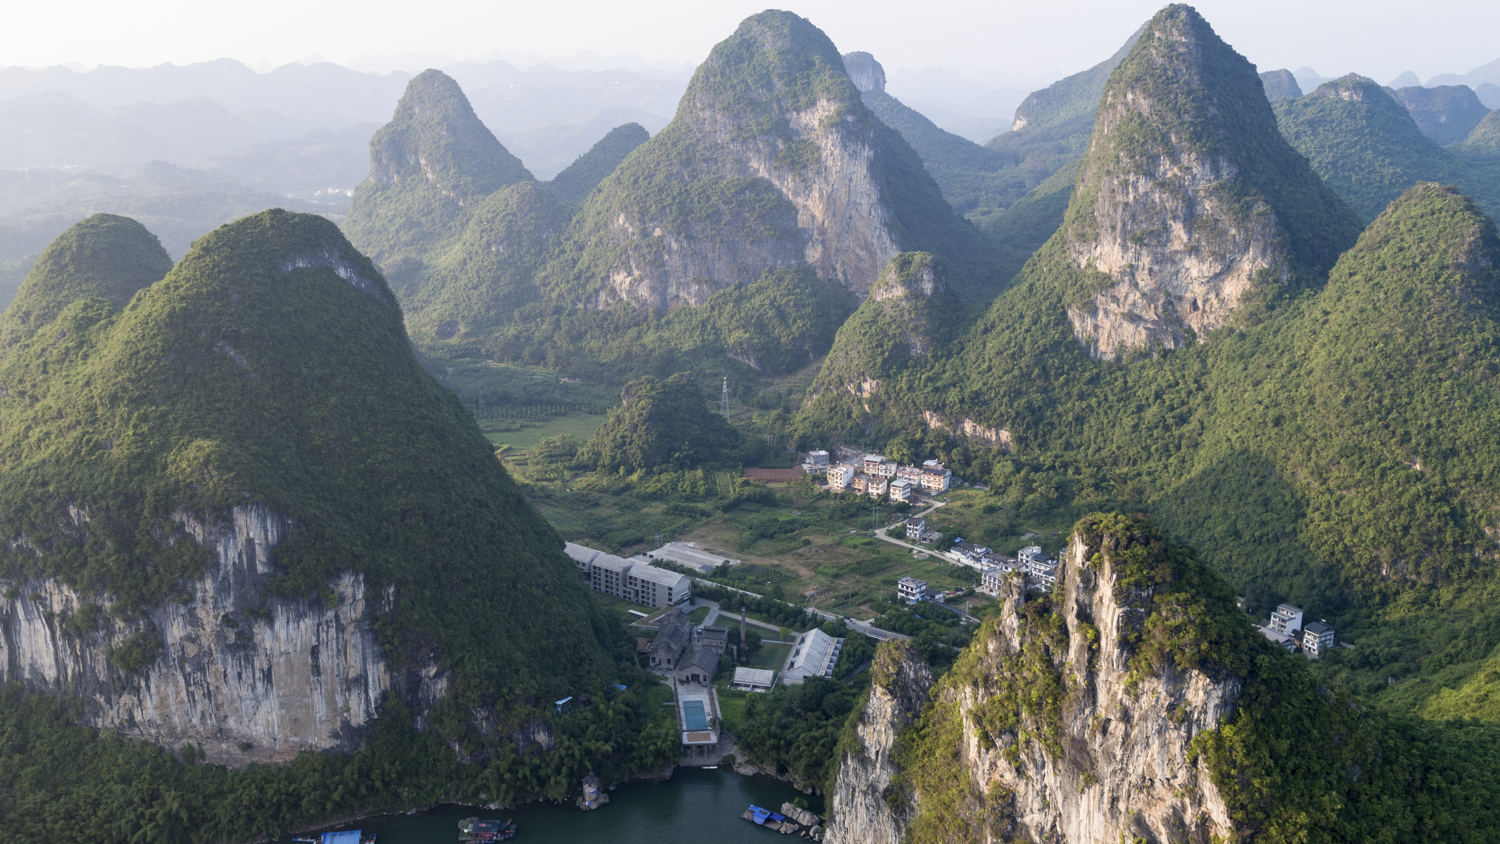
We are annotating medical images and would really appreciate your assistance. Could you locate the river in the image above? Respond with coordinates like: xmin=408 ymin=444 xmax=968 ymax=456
xmin=284 ymin=768 xmax=823 ymax=844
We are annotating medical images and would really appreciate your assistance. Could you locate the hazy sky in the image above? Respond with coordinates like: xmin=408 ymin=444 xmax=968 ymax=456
xmin=4 ymin=0 xmax=1497 ymax=84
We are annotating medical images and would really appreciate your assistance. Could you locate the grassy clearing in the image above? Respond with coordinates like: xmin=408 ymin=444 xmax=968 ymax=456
xmin=749 ymin=642 xmax=792 ymax=671
xmin=485 ymin=411 xmax=608 ymax=454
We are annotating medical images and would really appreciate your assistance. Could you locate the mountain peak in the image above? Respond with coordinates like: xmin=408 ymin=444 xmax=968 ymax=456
xmin=1309 ymin=73 xmax=1390 ymax=102
xmin=370 ymin=69 xmax=531 ymax=200
xmin=0 ymin=213 xmax=172 ymax=349
xmin=1058 ymin=3 xmax=1361 ymax=360
xmin=842 ymin=51 xmax=885 ymax=93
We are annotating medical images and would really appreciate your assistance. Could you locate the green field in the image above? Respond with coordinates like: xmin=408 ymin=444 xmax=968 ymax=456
xmin=485 ymin=410 xmax=608 ymax=454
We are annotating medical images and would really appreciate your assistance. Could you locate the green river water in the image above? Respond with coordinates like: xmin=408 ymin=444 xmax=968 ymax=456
xmin=283 ymin=768 xmax=822 ymax=844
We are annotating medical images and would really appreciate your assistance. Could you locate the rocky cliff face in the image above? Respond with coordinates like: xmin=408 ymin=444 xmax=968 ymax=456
xmin=824 ymin=640 xmax=932 ymax=844
xmin=828 ymin=515 xmax=1246 ymax=844
xmin=555 ymin=11 xmax=976 ymax=311
xmin=1060 ymin=5 xmax=1359 ymax=361
xmin=842 ymin=51 xmax=886 ymax=94
xmin=0 ymin=505 xmax=439 ymax=764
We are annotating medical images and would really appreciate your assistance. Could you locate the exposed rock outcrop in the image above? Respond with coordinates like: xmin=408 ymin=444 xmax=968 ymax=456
xmin=843 ymin=51 xmax=886 ymax=94
xmin=829 ymin=515 xmax=1246 ymax=844
xmin=550 ymin=11 xmax=989 ymax=310
xmin=1060 ymin=5 xmax=1359 ymax=360
xmin=823 ymin=639 xmax=932 ymax=844
xmin=0 ymin=505 xmax=440 ymax=765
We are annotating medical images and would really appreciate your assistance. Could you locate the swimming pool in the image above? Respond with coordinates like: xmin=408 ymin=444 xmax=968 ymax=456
xmin=681 ymin=700 xmax=708 ymax=730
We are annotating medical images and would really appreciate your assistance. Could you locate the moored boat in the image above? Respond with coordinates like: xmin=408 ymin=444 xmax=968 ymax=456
xmin=742 ymin=805 xmax=800 ymax=834
xmin=293 ymin=832 xmax=376 ymax=844
xmin=459 ymin=816 xmax=517 ymax=842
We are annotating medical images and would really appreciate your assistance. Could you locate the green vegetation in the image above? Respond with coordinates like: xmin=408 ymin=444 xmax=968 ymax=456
xmin=1258 ymin=68 xmax=1301 ymax=102
xmin=1274 ymin=74 xmax=1500 ymax=222
xmin=0 ymin=214 xmax=172 ymax=349
xmin=795 ymin=66 xmax=1500 ymax=712
xmin=896 ymin=513 xmax=1500 ymax=843
xmin=0 ymin=210 xmax=615 ymax=718
xmin=545 ymin=123 xmax=651 ymax=205
xmin=579 ymin=373 xmax=743 ymax=473
xmin=343 ymin=69 xmax=533 ymax=265
xmin=1461 ymin=110 xmax=1500 ymax=155
xmin=0 ymin=679 xmax=680 ymax=843
xmin=1390 ymin=84 xmax=1493 ymax=145
xmin=734 ymin=669 xmax=868 ymax=793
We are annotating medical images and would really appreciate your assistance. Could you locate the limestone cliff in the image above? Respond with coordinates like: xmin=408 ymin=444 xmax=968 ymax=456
xmin=1059 ymin=5 xmax=1359 ymax=360
xmin=823 ymin=640 xmax=932 ymax=844
xmin=0 ymin=211 xmax=614 ymax=763
xmin=827 ymin=514 xmax=1247 ymax=844
xmin=0 ymin=505 xmax=443 ymax=764
xmin=545 ymin=10 xmax=992 ymax=310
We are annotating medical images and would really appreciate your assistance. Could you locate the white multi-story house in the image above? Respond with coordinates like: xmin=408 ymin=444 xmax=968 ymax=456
xmin=896 ymin=465 xmax=923 ymax=484
xmin=1303 ymin=621 xmax=1334 ymax=659
xmin=867 ymin=476 xmax=889 ymax=499
xmin=919 ymin=460 xmax=952 ymax=493
xmin=980 ymin=566 xmax=1009 ymax=596
xmin=906 ymin=518 xmax=926 ymax=540
xmin=803 ymin=450 xmax=830 ymax=472
xmin=828 ymin=464 xmax=855 ymax=491
xmin=863 ymin=454 xmax=886 ymax=475
xmin=1269 ymin=604 xmax=1304 ymax=635
xmin=898 ymin=576 xmax=928 ymax=603
xmin=889 ymin=479 xmax=915 ymax=502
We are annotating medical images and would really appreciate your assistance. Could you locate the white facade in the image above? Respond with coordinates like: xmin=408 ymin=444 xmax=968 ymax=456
xmin=1269 ymin=604 xmax=1304 ymax=635
xmin=828 ymin=464 xmax=855 ymax=491
xmin=867 ymin=476 xmax=889 ymax=499
xmin=1303 ymin=622 xmax=1334 ymax=658
xmin=898 ymin=576 xmax=928 ymax=603
xmin=906 ymin=518 xmax=926 ymax=540
xmin=863 ymin=454 xmax=886 ymax=475
xmin=980 ymin=566 xmax=1007 ymax=596
xmin=919 ymin=460 xmax=952 ymax=492
xmin=730 ymin=667 xmax=777 ymax=693
xmin=889 ymin=479 xmax=915 ymax=502
xmin=782 ymin=628 xmax=844 ymax=684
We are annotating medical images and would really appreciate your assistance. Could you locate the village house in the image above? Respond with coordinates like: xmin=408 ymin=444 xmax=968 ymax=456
xmin=803 ymin=450 xmax=831 ymax=472
xmin=867 ymin=476 xmax=889 ymax=499
xmin=1269 ymin=604 xmax=1304 ymax=636
xmin=863 ymin=454 xmax=886 ymax=475
xmin=1303 ymin=621 xmax=1335 ymax=659
xmin=896 ymin=465 xmax=923 ymax=484
xmin=675 ymin=644 xmax=720 ymax=685
xmin=1018 ymin=546 xmax=1059 ymax=591
xmin=852 ymin=474 xmax=869 ymax=494
xmin=919 ymin=460 xmax=953 ymax=493
xmin=898 ymin=576 xmax=928 ymax=603
xmin=905 ymin=518 xmax=926 ymax=540
xmin=980 ymin=566 xmax=1008 ymax=596
xmin=889 ymin=478 xmax=915 ymax=502
xmin=828 ymin=463 xmax=855 ymax=491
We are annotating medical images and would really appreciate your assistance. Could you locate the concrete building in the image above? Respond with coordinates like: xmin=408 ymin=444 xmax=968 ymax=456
xmin=896 ymin=465 xmax=923 ymax=484
xmin=1303 ymin=621 xmax=1335 ymax=659
xmin=647 ymin=542 xmax=735 ymax=574
xmin=905 ymin=518 xmax=926 ymax=540
xmin=1259 ymin=627 xmax=1298 ymax=651
xmin=782 ymin=628 xmax=845 ymax=684
xmin=863 ymin=454 xmax=886 ymax=475
xmin=920 ymin=460 xmax=953 ymax=493
xmin=867 ymin=476 xmax=889 ymax=499
xmin=571 ymin=541 xmax=691 ymax=608
xmin=852 ymin=474 xmax=869 ymax=494
xmin=980 ymin=566 xmax=1008 ymax=596
xmin=873 ymin=461 xmax=897 ymax=479
xmin=1269 ymin=604 xmax=1304 ymax=635
xmin=730 ymin=667 xmax=777 ymax=693
xmin=828 ymin=464 xmax=855 ymax=491
xmin=649 ymin=607 xmax=694 ymax=671
xmin=803 ymin=450 xmax=830 ymax=472
xmin=564 ymin=541 xmax=600 ymax=577
xmin=889 ymin=478 xmax=915 ymax=502
xmin=898 ymin=576 xmax=928 ymax=603
xmin=1025 ymin=556 xmax=1059 ymax=591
